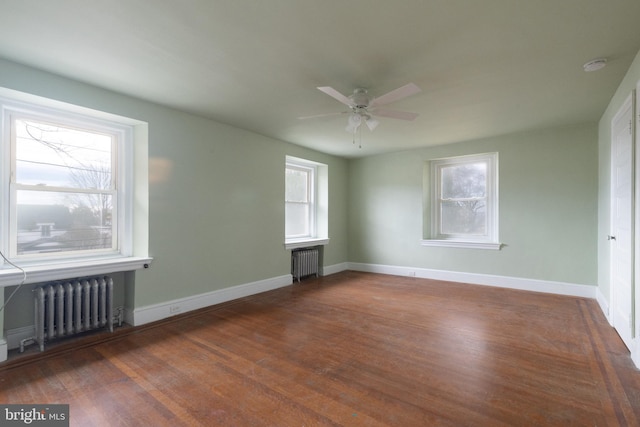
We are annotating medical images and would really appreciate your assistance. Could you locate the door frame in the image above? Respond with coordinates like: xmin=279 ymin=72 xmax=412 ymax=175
xmin=635 ymin=83 xmax=640 ymax=366
xmin=610 ymin=91 xmax=635 ymax=351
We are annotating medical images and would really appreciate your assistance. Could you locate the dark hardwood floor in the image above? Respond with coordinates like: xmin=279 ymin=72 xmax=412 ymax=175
xmin=1 ymin=271 xmax=639 ymax=426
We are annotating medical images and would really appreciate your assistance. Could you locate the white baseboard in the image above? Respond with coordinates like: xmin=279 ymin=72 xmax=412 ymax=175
xmin=348 ymin=262 xmax=597 ymax=299
xmin=595 ymin=289 xmax=640 ymax=371
xmin=130 ymin=274 xmax=293 ymax=326
xmin=0 ymin=339 xmax=6 ymax=362
xmin=596 ymin=287 xmax=611 ymax=324
xmin=323 ymin=262 xmax=349 ymax=276
xmin=631 ymin=340 xmax=640 ymax=369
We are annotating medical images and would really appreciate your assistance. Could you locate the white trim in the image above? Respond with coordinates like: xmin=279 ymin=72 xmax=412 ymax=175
xmin=286 ymin=157 xmax=317 ymax=240
xmin=323 ymin=262 xmax=349 ymax=276
xmin=420 ymin=239 xmax=502 ymax=250
xmin=428 ymin=152 xmax=499 ymax=243
xmin=634 ymin=83 xmax=640 ymax=370
xmin=2 ymin=100 xmax=133 ymax=261
xmin=631 ymin=340 xmax=640 ymax=368
xmin=0 ymin=256 xmax=152 ymax=287
xmin=609 ymin=91 xmax=635 ymax=350
xmin=0 ymin=89 xmax=149 ymax=282
xmin=0 ymin=339 xmax=6 ymax=362
xmin=284 ymin=238 xmax=329 ymax=250
xmin=285 ymin=155 xmax=329 ymax=245
xmin=596 ymin=286 xmax=611 ymax=324
xmin=129 ymin=274 xmax=293 ymax=326
xmin=348 ymin=262 xmax=597 ymax=299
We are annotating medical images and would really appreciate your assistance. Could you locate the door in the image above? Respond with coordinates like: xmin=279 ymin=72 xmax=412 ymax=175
xmin=611 ymin=92 xmax=634 ymax=350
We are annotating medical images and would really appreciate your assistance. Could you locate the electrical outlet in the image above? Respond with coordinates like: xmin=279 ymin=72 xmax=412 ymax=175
xmin=170 ymin=305 xmax=181 ymax=314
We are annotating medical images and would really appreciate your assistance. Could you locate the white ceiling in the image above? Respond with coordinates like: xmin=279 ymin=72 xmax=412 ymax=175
xmin=0 ymin=1 xmax=639 ymax=158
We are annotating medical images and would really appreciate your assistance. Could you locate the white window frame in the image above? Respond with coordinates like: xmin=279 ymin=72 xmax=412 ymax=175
xmin=285 ymin=162 xmax=316 ymax=239
xmin=285 ymin=156 xmax=329 ymax=250
xmin=6 ymin=108 xmax=129 ymax=261
xmin=0 ymin=90 xmax=150 ymax=286
xmin=422 ymin=152 xmax=501 ymax=250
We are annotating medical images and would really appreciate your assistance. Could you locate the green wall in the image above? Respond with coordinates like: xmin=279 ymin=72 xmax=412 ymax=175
xmin=349 ymin=124 xmax=598 ymax=286
xmin=0 ymin=58 xmax=349 ymax=331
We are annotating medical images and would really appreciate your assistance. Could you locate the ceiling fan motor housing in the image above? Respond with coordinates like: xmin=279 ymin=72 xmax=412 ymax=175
xmin=351 ymin=88 xmax=370 ymax=108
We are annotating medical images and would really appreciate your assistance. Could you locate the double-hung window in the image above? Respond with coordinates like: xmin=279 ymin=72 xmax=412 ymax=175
xmin=0 ymin=92 xmax=149 ymax=282
xmin=284 ymin=156 xmax=329 ymax=249
xmin=423 ymin=152 xmax=500 ymax=250
xmin=9 ymin=114 xmax=122 ymax=259
xmin=285 ymin=161 xmax=316 ymax=239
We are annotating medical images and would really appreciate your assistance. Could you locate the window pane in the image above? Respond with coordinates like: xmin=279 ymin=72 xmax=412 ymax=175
xmin=285 ymin=203 xmax=309 ymax=236
xmin=441 ymin=163 xmax=486 ymax=199
xmin=15 ymin=119 xmax=112 ymax=189
xmin=16 ymin=190 xmax=113 ymax=255
xmin=441 ymin=200 xmax=486 ymax=235
xmin=285 ymin=168 xmax=309 ymax=202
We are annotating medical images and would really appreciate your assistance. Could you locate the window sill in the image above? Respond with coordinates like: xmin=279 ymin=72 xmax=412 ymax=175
xmin=284 ymin=238 xmax=330 ymax=250
xmin=0 ymin=256 xmax=153 ymax=288
xmin=420 ymin=240 xmax=503 ymax=250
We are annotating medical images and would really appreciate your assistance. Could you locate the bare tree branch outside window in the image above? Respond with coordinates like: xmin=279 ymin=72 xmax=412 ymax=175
xmin=15 ymin=119 xmax=114 ymax=254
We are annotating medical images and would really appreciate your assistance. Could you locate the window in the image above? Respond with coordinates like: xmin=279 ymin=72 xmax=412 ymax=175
xmin=285 ymin=156 xmax=329 ymax=249
xmin=9 ymin=114 xmax=124 ymax=259
xmin=422 ymin=152 xmax=500 ymax=250
xmin=285 ymin=162 xmax=315 ymax=239
xmin=0 ymin=90 xmax=150 ymax=284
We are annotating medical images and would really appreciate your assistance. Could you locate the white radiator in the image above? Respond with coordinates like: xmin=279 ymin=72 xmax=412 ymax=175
xmin=292 ymin=247 xmax=319 ymax=282
xmin=32 ymin=276 xmax=114 ymax=352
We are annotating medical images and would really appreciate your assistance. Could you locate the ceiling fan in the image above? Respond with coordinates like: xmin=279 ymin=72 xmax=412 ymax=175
xmin=300 ymin=83 xmax=421 ymax=133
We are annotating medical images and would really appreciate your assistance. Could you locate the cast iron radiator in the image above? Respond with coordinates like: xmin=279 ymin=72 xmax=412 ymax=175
xmin=31 ymin=276 xmax=114 ymax=352
xmin=292 ymin=247 xmax=319 ymax=282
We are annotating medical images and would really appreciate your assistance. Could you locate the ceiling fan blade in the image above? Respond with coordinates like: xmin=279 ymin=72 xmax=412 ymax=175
xmin=297 ymin=111 xmax=347 ymax=120
xmin=317 ymin=86 xmax=354 ymax=107
xmin=370 ymin=83 xmax=421 ymax=107
xmin=372 ymin=108 xmax=419 ymax=121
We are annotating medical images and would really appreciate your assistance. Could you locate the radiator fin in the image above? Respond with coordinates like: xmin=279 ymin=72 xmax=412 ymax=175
xmin=34 ymin=276 xmax=114 ymax=352
xmin=292 ymin=247 xmax=319 ymax=282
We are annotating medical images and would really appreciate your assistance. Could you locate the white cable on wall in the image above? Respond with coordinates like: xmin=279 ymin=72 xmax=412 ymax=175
xmin=0 ymin=250 xmax=27 ymax=313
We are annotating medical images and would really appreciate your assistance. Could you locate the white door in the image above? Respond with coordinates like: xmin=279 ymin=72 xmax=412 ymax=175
xmin=611 ymin=93 xmax=634 ymax=350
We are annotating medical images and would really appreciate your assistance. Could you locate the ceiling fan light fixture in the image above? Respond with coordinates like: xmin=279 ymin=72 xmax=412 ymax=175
xmin=365 ymin=116 xmax=379 ymax=131
xmin=346 ymin=113 xmax=362 ymax=133
xmin=312 ymin=83 xmax=420 ymax=139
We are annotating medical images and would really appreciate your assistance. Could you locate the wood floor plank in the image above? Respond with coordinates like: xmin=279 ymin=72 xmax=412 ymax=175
xmin=1 ymin=271 xmax=639 ymax=426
